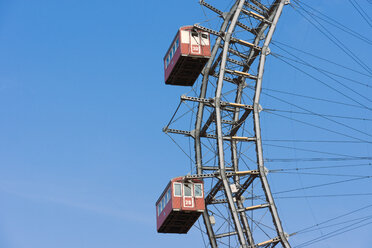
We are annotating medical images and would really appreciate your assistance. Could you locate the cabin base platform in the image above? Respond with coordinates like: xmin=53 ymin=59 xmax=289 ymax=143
xmin=165 ymin=56 xmax=209 ymax=86
xmin=157 ymin=210 xmax=202 ymax=234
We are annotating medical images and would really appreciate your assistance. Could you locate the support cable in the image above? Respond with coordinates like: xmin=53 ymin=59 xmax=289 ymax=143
xmin=348 ymin=0 xmax=372 ymax=28
xmin=264 ymin=108 xmax=372 ymax=122
xmin=271 ymin=49 xmax=371 ymax=89
xmin=255 ymin=86 xmax=368 ymax=110
xmin=263 ymin=101 xmax=372 ymax=144
xmin=264 ymin=139 xmax=371 ymax=143
xmin=276 ymin=193 xmax=372 ymax=199
xmin=271 ymin=40 xmax=372 ymax=78
xmin=295 ymin=0 xmax=372 ymax=45
xmin=291 ymin=0 xmax=372 ymax=75
xmin=273 ymin=177 xmax=372 ymax=195
xmin=269 ymin=163 xmax=372 ymax=171
xmin=271 ymin=171 xmax=372 ymax=178
xmin=295 ymin=219 xmax=372 ymax=248
xmin=266 ymin=157 xmax=372 ymax=162
xmin=271 ymin=53 xmax=372 ymax=110
xmin=263 ymin=143 xmax=371 ymax=159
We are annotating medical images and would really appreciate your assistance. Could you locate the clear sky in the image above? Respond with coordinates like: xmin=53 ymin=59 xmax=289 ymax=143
xmin=0 ymin=0 xmax=371 ymax=248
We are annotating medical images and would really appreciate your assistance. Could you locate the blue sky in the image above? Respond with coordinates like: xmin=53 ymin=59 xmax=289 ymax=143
xmin=0 ymin=0 xmax=371 ymax=247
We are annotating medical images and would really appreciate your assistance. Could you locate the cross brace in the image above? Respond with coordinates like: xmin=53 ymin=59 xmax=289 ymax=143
xmin=185 ymin=170 xmax=259 ymax=179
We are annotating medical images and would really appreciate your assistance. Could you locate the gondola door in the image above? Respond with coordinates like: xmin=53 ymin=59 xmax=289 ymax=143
xmin=183 ymin=183 xmax=194 ymax=208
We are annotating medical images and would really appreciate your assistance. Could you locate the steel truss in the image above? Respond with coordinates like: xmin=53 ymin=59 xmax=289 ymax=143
xmin=164 ymin=0 xmax=291 ymax=247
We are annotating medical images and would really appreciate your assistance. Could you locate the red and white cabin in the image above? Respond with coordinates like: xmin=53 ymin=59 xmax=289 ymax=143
xmin=164 ymin=26 xmax=211 ymax=86
xmin=156 ymin=177 xmax=205 ymax=233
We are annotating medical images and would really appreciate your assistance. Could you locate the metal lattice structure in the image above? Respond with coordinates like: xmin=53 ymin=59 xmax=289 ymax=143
xmin=164 ymin=0 xmax=292 ymax=247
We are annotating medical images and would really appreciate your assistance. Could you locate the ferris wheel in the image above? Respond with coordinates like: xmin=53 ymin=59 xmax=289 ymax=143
xmin=156 ymin=0 xmax=372 ymax=247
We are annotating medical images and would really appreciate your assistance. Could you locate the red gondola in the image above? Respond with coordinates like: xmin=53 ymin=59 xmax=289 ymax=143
xmin=164 ymin=26 xmax=211 ymax=86
xmin=156 ymin=177 xmax=205 ymax=233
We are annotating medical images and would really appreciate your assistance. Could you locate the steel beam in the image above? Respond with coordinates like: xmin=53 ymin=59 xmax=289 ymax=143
xmin=250 ymin=0 xmax=269 ymax=12
xmin=214 ymin=0 xmax=248 ymax=247
xmin=229 ymin=109 xmax=252 ymax=136
xmin=195 ymin=2 xmax=242 ymax=247
xmin=252 ymin=0 xmax=291 ymax=247
xmin=185 ymin=0 xmax=292 ymax=247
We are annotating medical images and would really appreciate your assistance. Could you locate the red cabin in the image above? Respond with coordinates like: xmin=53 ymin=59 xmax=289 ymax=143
xmin=164 ymin=26 xmax=211 ymax=86
xmin=156 ymin=177 xmax=205 ymax=233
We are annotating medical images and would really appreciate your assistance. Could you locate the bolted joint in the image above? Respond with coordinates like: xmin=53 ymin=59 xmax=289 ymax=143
xmin=214 ymin=97 xmax=221 ymax=107
xmin=253 ymin=103 xmax=263 ymax=112
xmin=258 ymin=164 xmax=268 ymax=175
xmin=259 ymin=32 xmax=266 ymax=40
xmin=265 ymin=46 xmax=271 ymax=56
xmin=253 ymin=102 xmax=260 ymax=112
xmin=261 ymin=45 xmax=270 ymax=56
xmin=221 ymin=12 xmax=229 ymax=20
xmin=190 ymin=129 xmax=196 ymax=139
xmin=285 ymin=0 xmax=291 ymax=5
